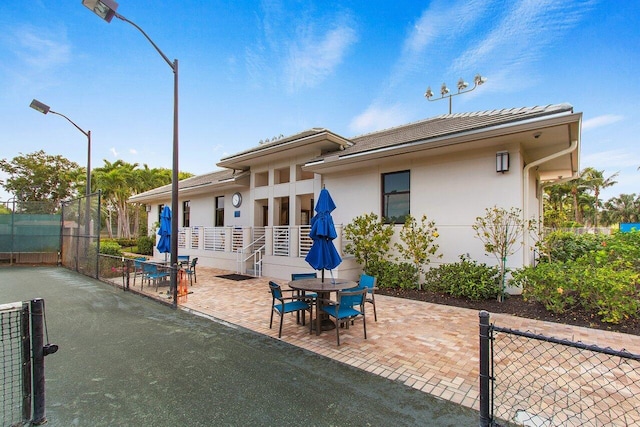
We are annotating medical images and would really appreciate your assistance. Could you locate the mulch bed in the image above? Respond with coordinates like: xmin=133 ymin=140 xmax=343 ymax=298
xmin=377 ymin=288 xmax=640 ymax=336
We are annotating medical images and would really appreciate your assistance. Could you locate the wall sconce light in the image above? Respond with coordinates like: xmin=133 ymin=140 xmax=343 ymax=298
xmin=496 ymin=151 xmax=509 ymax=173
xmin=145 ymin=204 xmax=152 ymax=212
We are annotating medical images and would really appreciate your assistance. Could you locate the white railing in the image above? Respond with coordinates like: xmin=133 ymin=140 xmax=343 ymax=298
xmin=232 ymin=228 xmax=243 ymax=252
xmin=203 ymin=227 xmax=226 ymax=251
xmin=236 ymin=234 xmax=265 ymax=276
xmin=273 ymin=226 xmax=290 ymax=256
xmin=178 ymin=228 xmax=187 ymax=249
xmin=190 ymin=226 xmax=200 ymax=249
xmin=298 ymin=225 xmax=312 ymax=257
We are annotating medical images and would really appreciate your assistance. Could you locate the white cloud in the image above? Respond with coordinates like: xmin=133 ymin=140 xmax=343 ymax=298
xmin=110 ymin=148 xmax=119 ymax=157
xmin=284 ymin=22 xmax=358 ymax=92
xmin=9 ymin=25 xmax=71 ymax=71
xmin=129 ymin=149 xmax=137 ymax=155
xmin=582 ymin=149 xmax=640 ymax=170
xmin=582 ymin=114 xmax=624 ymax=131
xmin=349 ymin=104 xmax=409 ymax=135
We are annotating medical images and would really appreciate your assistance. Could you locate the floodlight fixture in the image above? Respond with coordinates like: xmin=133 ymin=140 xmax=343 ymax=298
xmin=424 ymin=74 xmax=487 ymax=114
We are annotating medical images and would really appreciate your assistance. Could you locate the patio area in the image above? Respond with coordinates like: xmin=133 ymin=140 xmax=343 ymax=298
xmin=126 ymin=265 xmax=640 ymax=414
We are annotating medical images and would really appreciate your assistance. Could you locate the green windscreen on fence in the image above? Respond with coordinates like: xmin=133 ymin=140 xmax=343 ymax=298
xmin=0 ymin=213 xmax=61 ymax=252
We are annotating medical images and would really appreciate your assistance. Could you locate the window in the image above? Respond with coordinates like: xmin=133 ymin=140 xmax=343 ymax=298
xmin=215 ymin=196 xmax=224 ymax=226
xmin=183 ymin=200 xmax=190 ymax=227
xmin=382 ymin=171 xmax=410 ymax=223
xmin=157 ymin=204 xmax=164 ymax=224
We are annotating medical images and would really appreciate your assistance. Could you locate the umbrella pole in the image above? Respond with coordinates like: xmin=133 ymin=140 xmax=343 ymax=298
xmin=321 ymin=269 xmax=325 ymax=283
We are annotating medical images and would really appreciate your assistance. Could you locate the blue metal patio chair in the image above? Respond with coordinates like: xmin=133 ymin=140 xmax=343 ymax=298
xmin=269 ymin=281 xmax=312 ymax=338
xmin=320 ymin=287 xmax=367 ymax=346
xmin=359 ymin=273 xmax=379 ymax=321
xmin=132 ymin=257 xmax=147 ymax=286
xmin=183 ymin=257 xmax=198 ymax=285
xmin=291 ymin=272 xmax=318 ymax=300
xmin=141 ymin=262 xmax=170 ymax=291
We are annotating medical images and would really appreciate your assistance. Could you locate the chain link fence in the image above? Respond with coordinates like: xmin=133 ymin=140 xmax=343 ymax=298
xmin=60 ymin=192 xmax=101 ymax=278
xmin=479 ymin=311 xmax=640 ymax=426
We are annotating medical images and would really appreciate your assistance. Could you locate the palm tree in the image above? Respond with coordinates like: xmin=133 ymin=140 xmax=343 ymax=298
xmin=581 ymin=168 xmax=619 ymax=228
xmin=603 ymin=193 xmax=640 ymax=225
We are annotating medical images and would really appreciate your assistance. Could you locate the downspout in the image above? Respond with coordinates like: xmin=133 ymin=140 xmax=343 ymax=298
xmin=522 ymin=139 xmax=579 ymax=266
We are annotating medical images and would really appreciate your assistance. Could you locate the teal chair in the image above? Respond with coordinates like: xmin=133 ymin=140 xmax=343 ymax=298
xmin=359 ymin=274 xmax=379 ymax=321
xmin=269 ymin=281 xmax=312 ymax=338
xmin=132 ymin=257 xmax=148 ymax=286
xmin=183 ymin=257 xmax=198 ymax=285
xmin=291 ymin=272 xmax=318 ymax=300
xmin=320 ymin=287 xmax=367 ymax=346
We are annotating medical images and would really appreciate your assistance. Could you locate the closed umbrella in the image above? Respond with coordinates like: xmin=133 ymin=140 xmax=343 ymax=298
xmin=305 ymin=188 xmax=342 ymax=282
xmin=157 ymin=205 xmax=171 ymax=259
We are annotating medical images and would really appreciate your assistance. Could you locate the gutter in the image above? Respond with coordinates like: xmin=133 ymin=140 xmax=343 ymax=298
xmin=522 ymin=138 xmax=579 ymax=266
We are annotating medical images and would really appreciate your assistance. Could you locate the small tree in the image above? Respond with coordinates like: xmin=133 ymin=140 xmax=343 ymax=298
xmin=472 ymin=206 xmax=533 ymax=301
xmin=394 ymin=214 xmax=442 ymax=289
xmin=344 ymin=212 xmax=394 ymax=270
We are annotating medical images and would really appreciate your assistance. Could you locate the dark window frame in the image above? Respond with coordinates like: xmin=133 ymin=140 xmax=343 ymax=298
xmin=183 ymin=200 xmax=191 ymax=227
xmin=381 ymin=170 xmax=410 ymax=224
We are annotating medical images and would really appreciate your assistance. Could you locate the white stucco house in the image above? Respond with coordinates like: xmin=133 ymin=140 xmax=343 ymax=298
xmin=129 ymin=104 xmax=581 ymax=284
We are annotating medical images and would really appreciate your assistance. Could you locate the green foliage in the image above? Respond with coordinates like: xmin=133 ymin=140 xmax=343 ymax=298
xmin=99 ymin=240 xmax=123 ymax=257
xmin=0 ymin=150 xmax=83 ymax=212
xmin=423 ymin=255 xmax=501 ymax=300
xmin=513 ymin=230 xmax=640 ymax=324
xmin=344 ymin=213 xmax=394 ymax=269
xmin=473 ymin=206 xmax=534 ymax=301
xmin=114 ymin=238 xmax=137 ymax=248
xmin=394 ymin=214 xmax=442 ymax=289
xmin=366 ymin=259 xmax=419 ymax=290
xmin=136 ymin=235 xmax=155 ymax=255
xmin=536 ymin=231 xmax=602 ymax=263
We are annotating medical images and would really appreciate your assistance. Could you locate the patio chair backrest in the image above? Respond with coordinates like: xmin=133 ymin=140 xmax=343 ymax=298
xmin=359 ymin=274 xmax=377 ymax=292
xmin=268 ymin=281 xmax=283 ymax=300
xmin=291 ymin=272 xmax=317 ymax=281
xmin=339 ymin=287 xmax=365 ymax=308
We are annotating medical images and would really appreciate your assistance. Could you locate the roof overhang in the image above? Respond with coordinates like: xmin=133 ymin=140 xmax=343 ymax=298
xmin=304 ymin=112 xmax=581 ymax=178
xmin=217 ymin=129 xmax=352 ymax=170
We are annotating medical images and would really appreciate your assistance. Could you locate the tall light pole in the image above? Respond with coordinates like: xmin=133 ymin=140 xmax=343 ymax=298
xmin=29 ymin=99 xmax=92 ymax=196
xmin=82 ymin=0 xmax=180 ymax=304
xmin=425 ymin=74 xmax=487 ymax=114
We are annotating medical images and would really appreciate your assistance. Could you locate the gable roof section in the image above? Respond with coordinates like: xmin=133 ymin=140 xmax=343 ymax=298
xmin=331 ymin=104 xmax=574 ymax=159
xmin=129 ymin=169 xmax=249 ymax=203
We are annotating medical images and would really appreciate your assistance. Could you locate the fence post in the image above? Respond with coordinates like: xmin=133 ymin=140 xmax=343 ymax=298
xmin=31 ymin=298 xmax=47 ymax=425
xmin=479 ymin=310 xmax=491 ymax=427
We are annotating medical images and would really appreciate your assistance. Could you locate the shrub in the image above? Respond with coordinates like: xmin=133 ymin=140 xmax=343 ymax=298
xmin=99 ymin=240 xmax=123 ymax=257
xmin=115 ymin=238 xmax=137 ymax=248
xmin=537 ymin=231 xmax=602 ymax=263
xmin=423 ymin=255 xmax=501 ymax=300
xmin=344 ymin=213 xmax=394 ymax=270
xmin=394 ymin=214 xmax=442 ymax=289
xmin=366 ymin=259 xmax=418 ymax=290
xmin=137 ymin=235 xmax=155 ymax=255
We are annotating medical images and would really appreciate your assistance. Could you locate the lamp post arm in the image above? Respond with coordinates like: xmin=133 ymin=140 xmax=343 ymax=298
xmin=114 ymin=12 xmax=176 ymax=73
xmin=48 ymin=110 xmax=90 ymax=138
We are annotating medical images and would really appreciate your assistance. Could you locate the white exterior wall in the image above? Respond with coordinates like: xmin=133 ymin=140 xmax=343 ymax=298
xmin=323 ymin=146 xmax=528 ymax=272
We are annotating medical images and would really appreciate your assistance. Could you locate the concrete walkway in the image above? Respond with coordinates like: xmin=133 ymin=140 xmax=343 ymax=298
xmin=128 ymin=266 xmax=640 ymax=419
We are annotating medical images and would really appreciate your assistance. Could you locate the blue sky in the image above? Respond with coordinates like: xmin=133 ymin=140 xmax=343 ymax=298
xmin=1 ymin=0 xmax=638 ymax=202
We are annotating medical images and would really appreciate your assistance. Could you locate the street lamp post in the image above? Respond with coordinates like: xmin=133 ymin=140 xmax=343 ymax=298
xmin=29 ymin=99 xmax=91 ymax=196
xmin=82 ymin=0 xmax=180 ymax=305
xmin=424 ymin=74 xmax=487 ymax=114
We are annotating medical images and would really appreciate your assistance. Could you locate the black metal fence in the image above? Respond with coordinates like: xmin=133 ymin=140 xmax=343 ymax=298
xmin=60 ymin=192 xmax=101 ymax=278
xmin=97 ymin=254 xmax=183 ymax=306
xmin=479 ymin=311 xmax=640 ymax=426
xmin=0 ymin=299 xmax=56 ymax=426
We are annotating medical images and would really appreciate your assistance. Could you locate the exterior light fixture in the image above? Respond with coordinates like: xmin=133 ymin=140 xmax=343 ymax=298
xmin=83 ymin=0 xmax=181 ymax=305
xmin=425 ymin=73 xmax=486 ymax=114
xmin=496 ymin=151 xmax=510 ymax=173
xmin=29 ymin=99 xmax=92 ymax=195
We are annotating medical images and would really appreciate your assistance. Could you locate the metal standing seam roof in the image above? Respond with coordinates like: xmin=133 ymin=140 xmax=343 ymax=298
xmin=338 ymin=104 xmax=575 ymax=157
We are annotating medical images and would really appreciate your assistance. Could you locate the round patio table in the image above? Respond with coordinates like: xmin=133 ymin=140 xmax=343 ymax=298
xmin=288 ymin=278 xmax=358 ymax=335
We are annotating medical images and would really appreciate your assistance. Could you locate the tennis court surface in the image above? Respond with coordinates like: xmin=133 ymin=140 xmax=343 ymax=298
xmin=0 ymin=267 xmax=477 ymax=426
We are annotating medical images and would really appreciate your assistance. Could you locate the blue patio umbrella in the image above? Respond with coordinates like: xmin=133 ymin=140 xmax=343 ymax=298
xmin=157 ymin=205 xmax=171 ymax=257
xmin=305 ymin=188 xmax=342 ymax=282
